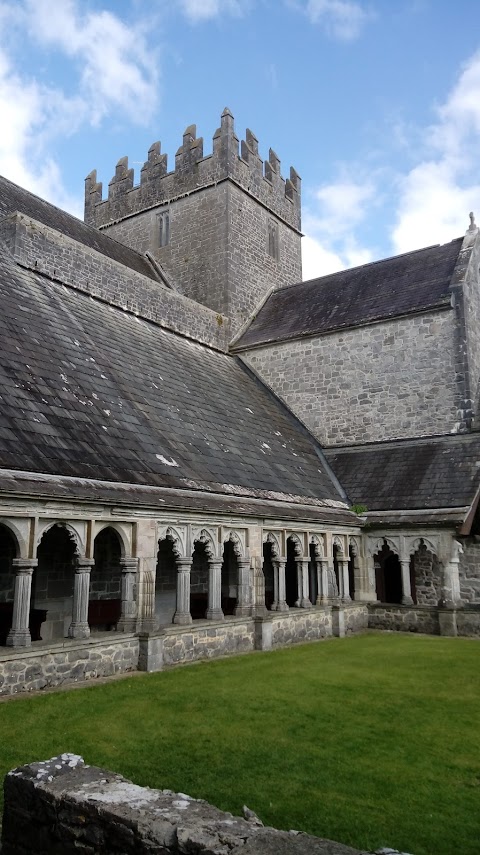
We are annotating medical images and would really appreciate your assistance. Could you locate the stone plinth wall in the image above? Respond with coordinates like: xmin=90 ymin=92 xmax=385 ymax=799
xmin=368 ymin=604 xmax=440 ymax=635
xmin=162 ymin=618 xmax=255 ymax=665
xmin=0 ymin=634 xmax=138 ymax=696
xmin=456 ymin=607 xmax=480 ymax=636
xmin=344 ymin=603 xmax=369 ymax=633
xmin=2 ymin=755 xmax=365 ymax=855
xmin=271 ymin=607 xmax=332 ymax=647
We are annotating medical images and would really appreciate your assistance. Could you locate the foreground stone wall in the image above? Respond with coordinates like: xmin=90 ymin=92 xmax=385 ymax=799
xmin=456 ymin=607 xmax=480 ymax=636
xmin=1 ymin=755 xmax=368 ymax=855
xmin=0 ymin=634 xmax=138 ymax=696
xmin=344 ymin=603 xmax=369 ymax=633
xmin=271 ymin=607 xmax=332 ymax=647
xmin=368 ymin=604 xmax=440 ymax=635
xmin=162 ymin=618 xmax=255 ymax=665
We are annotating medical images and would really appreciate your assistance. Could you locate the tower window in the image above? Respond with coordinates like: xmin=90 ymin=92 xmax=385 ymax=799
xmin=267 ymin=219 xmax=279 ymax=260
xmin=157 ymin=210 xmax=170 ymax=247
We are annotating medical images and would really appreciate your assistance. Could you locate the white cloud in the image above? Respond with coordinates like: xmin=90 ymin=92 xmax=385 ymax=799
xmin=392 ymin=51 xmax=480 ymax=253
xmin=304 ymin=0 xmax=372 ymax=41
xmin=0 ymin=0 xmax=161 ymax=214
xmin=178 ymin=0 xmax=249 ymax=22
xmin=301 ymin=176 xmax=376 ymax=279
xmin=23 ymin=0 xmax=159 ymax=125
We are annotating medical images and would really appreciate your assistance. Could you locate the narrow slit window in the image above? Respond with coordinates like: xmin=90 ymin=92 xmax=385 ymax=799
xmin=268 ymin=219 xmax=279 ymax=260
xmin=157 ymin=210 xmax=170 ymax=247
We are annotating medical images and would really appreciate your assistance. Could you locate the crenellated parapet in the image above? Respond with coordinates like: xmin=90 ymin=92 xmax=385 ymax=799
xmin=84 ymin=108 xmax=301 ymax=232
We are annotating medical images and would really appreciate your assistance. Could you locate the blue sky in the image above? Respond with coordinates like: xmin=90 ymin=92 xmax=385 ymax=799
xmin=1 ymin=0 xmax=480 ymax=279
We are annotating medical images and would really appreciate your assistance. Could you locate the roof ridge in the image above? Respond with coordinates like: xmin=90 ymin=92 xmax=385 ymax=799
xmin=325 ymin=431 xmax=480 ymax=452
xmin=0 ymin=174 xmax=156 ymax=273
xmin=275 ymin=236 xmax=464 ymax=294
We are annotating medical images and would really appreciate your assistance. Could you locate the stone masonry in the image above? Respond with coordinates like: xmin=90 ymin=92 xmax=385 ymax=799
xmin=85 ymin=109 xmax=302 ymax=334
xmin=242 ymin=310 xmax=457 ymax=445
xmin=0 ymin=635 xmax=139 ymax=696
xmin=2 ymin=754 xmax=392 ymax=855
xmin=0 ymin=212 xmax=229 ymax=351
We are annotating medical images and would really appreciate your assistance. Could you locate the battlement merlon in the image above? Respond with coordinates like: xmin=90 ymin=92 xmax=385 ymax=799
xmin=84 ymin=109 xmax=301 ymax=232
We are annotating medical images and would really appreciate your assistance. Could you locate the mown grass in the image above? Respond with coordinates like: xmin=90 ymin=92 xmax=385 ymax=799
xmin=0 ymin=632 xmax=479 ymax=854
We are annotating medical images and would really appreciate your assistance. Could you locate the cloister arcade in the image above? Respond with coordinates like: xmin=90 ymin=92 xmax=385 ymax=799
xmin=0 ymin=514 xmax=468 ymax=649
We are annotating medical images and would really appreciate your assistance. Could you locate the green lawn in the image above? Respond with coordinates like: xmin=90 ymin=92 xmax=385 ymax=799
xmin=0 ymin=633 xmax=479 ymax=855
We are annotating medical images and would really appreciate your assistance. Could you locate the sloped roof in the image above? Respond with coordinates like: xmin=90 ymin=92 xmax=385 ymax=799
xmin=325 ymin=434 xmax=480 ymax=512
xmin=233 ymin=239 xmax=463 ymax=350
xmin=0 ymin=175 xmax=157 ymax=282
xmin=0 ymin=249 xmax=346 ymax=508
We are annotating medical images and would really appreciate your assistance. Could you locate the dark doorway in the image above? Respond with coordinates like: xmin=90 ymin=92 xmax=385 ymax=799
xmin=286 ymin=537 xmax=299 ymax=607
xmin=190 ymin=541 xmax=209 ymax=620
xmin=221 ymin=540 xmax=238 ymax=615
xmin=309 ymin=543 xmax=318 ymax=605
xmin=374 ymin=543 xmax=402 ymax=604
xmin=262 ymin=541 xmax=275 ymax=610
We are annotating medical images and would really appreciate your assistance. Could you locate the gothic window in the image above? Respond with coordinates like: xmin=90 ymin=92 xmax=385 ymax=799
xmin=157 ymin=210 xmax=170 ymax=247
xmin=267 ymin=219 xmax=279 ymax=260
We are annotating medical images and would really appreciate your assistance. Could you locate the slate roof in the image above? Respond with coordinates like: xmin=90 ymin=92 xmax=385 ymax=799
xmin=0 ymin=175 xmax=157 ymax=282
xmin=233 ymin=239 xmax=463 ymax=349
xmin=325 ymin=434 xmax=480 ymax=512
xmin=0 ymin=248 xmax=346 ymax=509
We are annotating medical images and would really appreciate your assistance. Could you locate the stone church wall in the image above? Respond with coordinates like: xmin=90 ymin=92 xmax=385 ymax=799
xmin=243 ymin=309 xmax=457 ymax=446
xmin=413 ymin=549 xmax=441 ymax=606
xmin=0 ymin=212 xmax=229 ymax=351
xmin=458 ymin=538 xmax=480 ymax=603
xmin=103 ymin=182 xmax=301 ymax=335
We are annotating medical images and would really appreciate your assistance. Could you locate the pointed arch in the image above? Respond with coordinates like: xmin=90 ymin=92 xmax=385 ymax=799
xmin=194 ymin=529 xmax=218 ymax=561
xmin=94 ymin=522 xmax=129 ymax=559
xmin=225 ymin=530 xmax=245 ymax=559
xmin=310 ymin=534 xmax=325 ymax=559
xmin=36 ymin=521 xmax=82 ymax=556
xmin=0 ymin=521 xmax=22 ymax=559
xmin=263 ymin=531 xmax=281 ymax=559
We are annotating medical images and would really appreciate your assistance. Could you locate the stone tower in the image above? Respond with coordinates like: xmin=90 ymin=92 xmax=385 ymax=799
xmin=84 ymin=109 xmax=302 ymax=334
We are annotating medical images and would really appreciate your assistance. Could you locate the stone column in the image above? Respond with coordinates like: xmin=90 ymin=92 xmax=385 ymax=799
xmin=274 ymin=560 xmax=289 ymax=612
xmin=234 ymin=560 xmax=252 ymax=616
xmin=6 ymin=559 xmax=38 ymax=648
xmin=174 ymin=558 xmax=193 ymax=625
xmin=294 ymin=559 xmax=302 ymax=607
xmin=400 ymin=559 xmax=414 ymax=605
xmin=117 ymin=557 xmax=138 ymax=632
xmin=68 ymin=558 xmax=94 ymax=639
xmin=316 ymin=559 xmax=330 ymax=605
xmin=340 ymin=559 xmax=351 ymax=603
xmin=206 ymin=560 xmax=224 ymax=621
xmin=441 ymin=539 xmax=463 ymax=607
xmin=300 ymin=560 xmax=312 ymax=608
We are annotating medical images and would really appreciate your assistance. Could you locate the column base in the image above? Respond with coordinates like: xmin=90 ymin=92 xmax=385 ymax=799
xmin=276 ymin=601 xmax=289 ymax=612
xmin=6 ymin=629 xmax=31 ymax=647
xmin=301 ymin=598 xmax=312 ymax=609
xmin=206 ymin=608 xmax=224 ymax=621
xmin=317 ymin=596 xmax=330 ymax=606
xmin=68 ymin=623 xmax=90 ymax=639
xmin=173 ymin=612 xmax=193 ymax=625
xmin=401 ymin=595 xmax=414 ymax=605
xmin=117 ymin=617 xmax=137 ymax=632
xmin=342 ymin=596 xmax=352 ymax=604
xmin=234 ymin=604 xmax=252 ymax=617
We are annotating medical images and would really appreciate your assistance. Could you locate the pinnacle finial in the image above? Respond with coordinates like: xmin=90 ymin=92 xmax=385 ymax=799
xmin=468 ymin=211 xmax=477 ymax=232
